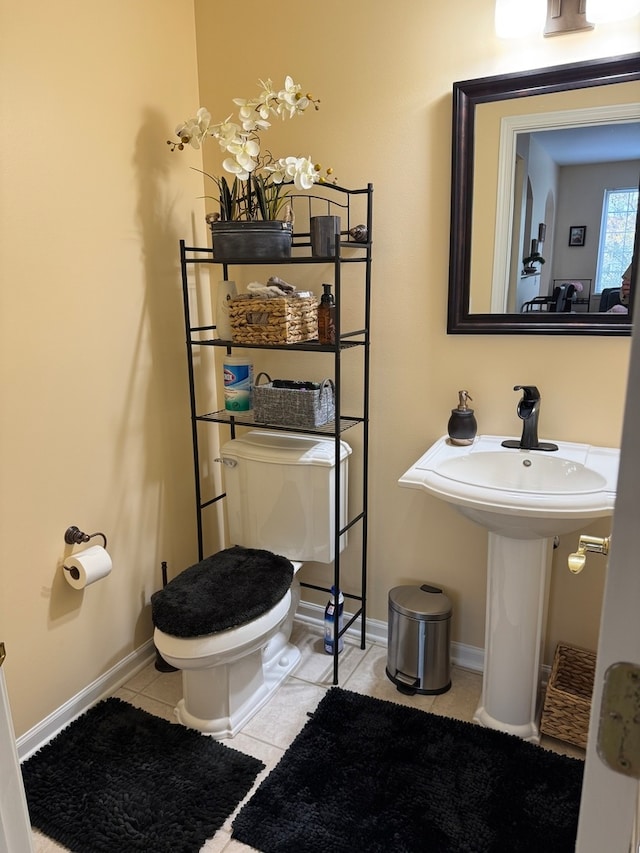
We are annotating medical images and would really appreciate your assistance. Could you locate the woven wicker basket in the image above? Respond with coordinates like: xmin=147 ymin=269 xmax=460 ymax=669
xmin=540 ymin=643 xmax=596 ymax=749
xmin=253 ymin=373 xmax=335 ymax=428
xmin=229 ymin=293 xmax=318 ymax=345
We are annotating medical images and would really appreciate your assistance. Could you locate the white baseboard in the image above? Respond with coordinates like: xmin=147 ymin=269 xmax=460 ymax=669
xmin=295 ymin=601 xmax=486 ymax=674
xmin=17 ymin=640 xmax=156 ymax=761
xmin=21 ymin=602 xmax=550 ymax=761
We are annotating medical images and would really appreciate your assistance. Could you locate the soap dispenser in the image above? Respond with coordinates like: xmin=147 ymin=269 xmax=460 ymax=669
xmin=447 ymin=390 xmax=477 ymax=445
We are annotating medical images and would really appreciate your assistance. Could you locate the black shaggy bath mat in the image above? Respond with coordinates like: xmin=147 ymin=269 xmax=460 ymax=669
xmin=22 ymin=697 xmax=264 ymax=853
xmin=232 ymin=687 xmax=583 ymax=853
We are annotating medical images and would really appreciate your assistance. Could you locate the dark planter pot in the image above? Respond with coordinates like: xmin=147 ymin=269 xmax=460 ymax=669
xmin=209 ymin=220 xmax=293 ymax=261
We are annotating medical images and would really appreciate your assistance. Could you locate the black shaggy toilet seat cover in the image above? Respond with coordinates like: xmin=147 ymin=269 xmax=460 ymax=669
xmin=151 ymin=546 xmax=294 ymax=638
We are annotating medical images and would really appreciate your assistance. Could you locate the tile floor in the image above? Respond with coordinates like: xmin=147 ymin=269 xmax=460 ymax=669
xmin=31 ymin=621 xmax=584 ymax=852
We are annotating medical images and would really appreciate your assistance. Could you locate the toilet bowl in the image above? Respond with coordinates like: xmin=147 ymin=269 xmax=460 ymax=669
xmin=152 ymin=431 xmax=351 ymax=738
xmin=153 ymin=552 xmax=301 ymax=737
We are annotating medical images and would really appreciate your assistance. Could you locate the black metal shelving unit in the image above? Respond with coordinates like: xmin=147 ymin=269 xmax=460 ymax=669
xmin=178 ymin=182 xmax=373 ymax=685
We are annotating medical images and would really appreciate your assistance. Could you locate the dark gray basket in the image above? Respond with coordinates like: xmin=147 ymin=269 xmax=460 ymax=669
xmin=253 ymin=373 xmax=335 ymax=428
xmin=209 ymin=220 xmax=293 ymax=260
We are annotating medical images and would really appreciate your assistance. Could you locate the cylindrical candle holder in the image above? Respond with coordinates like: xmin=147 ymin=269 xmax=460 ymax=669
xmin=310 ymin=215 xmax=341 ymax=257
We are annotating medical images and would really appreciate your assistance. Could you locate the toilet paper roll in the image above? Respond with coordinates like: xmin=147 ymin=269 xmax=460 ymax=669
xmin=63 ymin=545 xmax=112 ymax=589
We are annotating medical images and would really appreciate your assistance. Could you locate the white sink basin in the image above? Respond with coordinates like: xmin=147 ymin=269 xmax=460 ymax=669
xmin=398 ymin=434 xmax=619 ymax=741
xmin=399 ymin=434 xmax=618 ymax=539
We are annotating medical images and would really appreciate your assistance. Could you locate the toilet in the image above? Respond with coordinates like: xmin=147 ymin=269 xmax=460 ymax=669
xmin=152 ymin=430 xmax=351 ymax=738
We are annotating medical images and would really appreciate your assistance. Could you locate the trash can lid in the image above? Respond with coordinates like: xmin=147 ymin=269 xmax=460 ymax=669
xmin=389 ymin=584 xmax=452 ymax=621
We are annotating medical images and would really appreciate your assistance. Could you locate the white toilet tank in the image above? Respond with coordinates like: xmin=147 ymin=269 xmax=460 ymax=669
xmin=220 ymin=430 xmax=352 ymax=563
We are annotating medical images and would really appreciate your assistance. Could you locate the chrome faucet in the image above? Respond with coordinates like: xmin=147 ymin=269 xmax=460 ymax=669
xmin=501 ymin=386 xmax=558 ymax=452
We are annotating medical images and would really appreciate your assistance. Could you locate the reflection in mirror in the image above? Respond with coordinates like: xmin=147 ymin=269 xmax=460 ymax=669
xmin=494 ymin=117 xmax=639 ymax=315
xmin=447 ymin=53 xmax=640 ymax=335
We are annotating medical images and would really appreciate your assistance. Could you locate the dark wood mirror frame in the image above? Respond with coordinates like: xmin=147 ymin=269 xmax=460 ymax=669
xmin=447 ymin=52 xmax=639 ymax=335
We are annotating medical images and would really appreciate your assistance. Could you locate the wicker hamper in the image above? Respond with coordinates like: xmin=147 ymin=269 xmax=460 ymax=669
xmin=229 ymin=292 xmax=318 ymax=345
xmin=253 ymin=373 xmax=335 ymax=428
xmin=540 ymin=642 xmax=596 ymax=749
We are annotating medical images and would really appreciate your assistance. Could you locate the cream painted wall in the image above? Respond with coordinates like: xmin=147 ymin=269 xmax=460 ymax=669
xmin=1 ymin=0 xmax=637 ymax=738
xmin=0 ymin=1 xmax=206 ymax=735
xmin=192 ymin=0 xmax=637 ymax=667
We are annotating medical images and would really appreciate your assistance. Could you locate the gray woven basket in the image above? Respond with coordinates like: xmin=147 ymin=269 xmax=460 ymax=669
xmin=253 ymin=373 xmax=335 ymax=428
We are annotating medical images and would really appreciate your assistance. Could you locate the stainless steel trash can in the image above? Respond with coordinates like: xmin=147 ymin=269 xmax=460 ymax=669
xmin=386 ymin=583 xmax=452 ymax=695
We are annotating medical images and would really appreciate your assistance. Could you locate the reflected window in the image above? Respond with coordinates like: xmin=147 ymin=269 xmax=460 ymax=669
xmin=595 ymin=187 xmax=638 ymax=292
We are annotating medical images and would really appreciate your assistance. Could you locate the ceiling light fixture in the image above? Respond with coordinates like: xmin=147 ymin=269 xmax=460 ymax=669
xmin=495 ymin=0 xmax=640 ymax=38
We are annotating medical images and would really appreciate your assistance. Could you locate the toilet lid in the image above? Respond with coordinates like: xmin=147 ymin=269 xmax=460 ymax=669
xmin=151 ymin=546 xmax=293 ymax=637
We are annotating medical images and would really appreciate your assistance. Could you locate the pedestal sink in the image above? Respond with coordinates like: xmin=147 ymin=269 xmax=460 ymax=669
xmin=399 ymin=435 xmax=619 ymax=741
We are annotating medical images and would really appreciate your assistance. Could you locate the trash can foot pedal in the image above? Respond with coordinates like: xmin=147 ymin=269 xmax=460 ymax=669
xmin=396 ymin=683 xmax=417 ymax=696
xmin=386 ymin=667 xmax=419 ymax=694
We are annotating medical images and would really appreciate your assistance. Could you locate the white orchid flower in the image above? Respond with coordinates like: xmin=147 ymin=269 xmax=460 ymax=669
xmin=290 ymin=156 xmax=318 ymax=190
xmin=255 ymin=78 xmax=279 ymax=116
xmin=234 ymin=92 xmax=273 ymax=124
xmin=222 ymin=157 xmax=251 ymax=181
xmin=236 ymin=104 xmax=271 ymax=133
xmin=223 ymin=137 xmax=260 ymax=179
xmin=175 ymin=107 xmax=211 ymax=148
xmin=211 ymin=116 xmax=243 ymax=149
xmin=265 ymin=156 xmax=304 ymax=184
xmin=276 ymin=76 xmax=309 ymax=118
xmin=266 ymin=156 xmax=319 ymax=190
xmin=263 ymin=160 xmax=287 ymax=184
xmin=169 ymin=76 xmax=329 ymax=220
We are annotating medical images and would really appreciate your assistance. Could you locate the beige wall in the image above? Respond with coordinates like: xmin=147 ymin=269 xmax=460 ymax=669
xmin=1 ymin=0 xmax=638 ymax=736
xmin=0 ymin=1 xmax=206 ymax=735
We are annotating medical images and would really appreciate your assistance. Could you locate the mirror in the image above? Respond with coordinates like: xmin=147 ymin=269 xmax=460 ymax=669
xmin=448 ymin=52 xmax=639 ymax=335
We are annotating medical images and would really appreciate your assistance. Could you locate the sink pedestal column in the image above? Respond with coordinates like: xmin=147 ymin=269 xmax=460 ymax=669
xmin=473 ymin=533 xmax=553 ymax=743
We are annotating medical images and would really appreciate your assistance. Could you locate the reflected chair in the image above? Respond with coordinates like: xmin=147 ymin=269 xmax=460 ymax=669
xmin=521 ymin=283 xmax=576 ymax=313
xmin=598 ymin=288 xmax=621 ymax=312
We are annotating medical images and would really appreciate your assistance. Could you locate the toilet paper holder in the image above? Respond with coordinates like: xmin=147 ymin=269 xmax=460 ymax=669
xmin=64 ymin=525 xmax=108 ymax=550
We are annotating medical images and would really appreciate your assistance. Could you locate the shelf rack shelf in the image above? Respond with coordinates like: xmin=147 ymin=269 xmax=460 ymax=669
xmin=178 ymin=182 xmax=373 ymax=684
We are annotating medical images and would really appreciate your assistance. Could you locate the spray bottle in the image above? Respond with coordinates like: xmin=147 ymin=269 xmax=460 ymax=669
xmin=324 ymin=585 xmax=344 ymax=654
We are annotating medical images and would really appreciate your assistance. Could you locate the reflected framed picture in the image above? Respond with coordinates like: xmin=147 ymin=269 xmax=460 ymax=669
xmin=569 ymin=225 xmax=586 ymax=247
